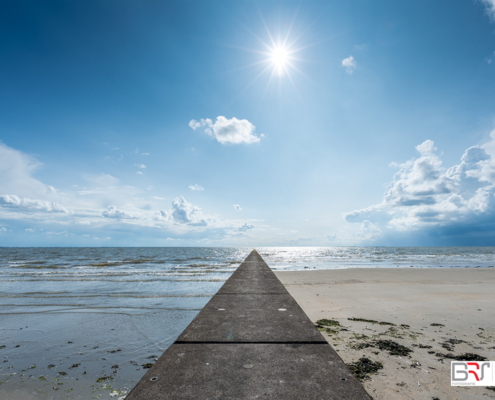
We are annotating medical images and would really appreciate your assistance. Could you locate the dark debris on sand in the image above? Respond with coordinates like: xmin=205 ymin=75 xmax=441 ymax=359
xmin=348 ymin=318 xmax=396 ymax=326
xmin=435 ymin=352 xmax=487 ymax=361
xmin=347 ymin=357 xmax=383 ymax=381
xmin=374 ymin=340 xmax=413 ymax=356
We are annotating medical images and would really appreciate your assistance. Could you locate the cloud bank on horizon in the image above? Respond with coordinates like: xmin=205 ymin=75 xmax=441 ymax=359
xmin=0 ymin=141 xmax=256 ymax=244
xmin=344 ymin=132 xmax=495 ymax=243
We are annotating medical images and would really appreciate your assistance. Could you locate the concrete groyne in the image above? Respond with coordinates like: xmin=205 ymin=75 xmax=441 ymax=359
xmin=126 ymin=250 xmax=371 ymax=399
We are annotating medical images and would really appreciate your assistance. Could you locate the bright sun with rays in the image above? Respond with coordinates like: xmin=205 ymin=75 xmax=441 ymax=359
xmin=231 ymin=13 xmax=313 ymax=97
xmin=270 ymin=45 xmax=290 ymax=75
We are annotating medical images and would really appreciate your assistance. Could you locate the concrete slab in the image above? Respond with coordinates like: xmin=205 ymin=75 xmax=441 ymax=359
xmin=127 ymin=343 xmax=370 ymax=400
xmin=176 ymin=294 xmax=323 ymax=342
xmin=126 ymin=250 xmax=372 ymax=400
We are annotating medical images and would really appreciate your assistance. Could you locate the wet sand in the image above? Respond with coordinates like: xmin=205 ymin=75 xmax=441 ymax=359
xmin=275 ymin=267 xmax=495 ymax=400
xmin=0 ymin=311 xmax=196 ymax=399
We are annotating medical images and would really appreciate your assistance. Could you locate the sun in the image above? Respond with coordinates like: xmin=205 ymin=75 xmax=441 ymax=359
xmin=228 ymin=12 xmax=314 ymax=98
xmin=270 ymin=45 xmax=290 ymax=75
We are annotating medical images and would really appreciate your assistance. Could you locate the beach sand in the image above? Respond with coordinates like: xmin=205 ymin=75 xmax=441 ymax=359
xmin=275 ymin=267 xmax=495 ymax=400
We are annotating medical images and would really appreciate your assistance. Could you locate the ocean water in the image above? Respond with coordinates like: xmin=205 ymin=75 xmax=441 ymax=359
xmin=0 ymin=247 xmax=494 ymax=398
xmin=2 ymin=246 xmax=494 ymax=316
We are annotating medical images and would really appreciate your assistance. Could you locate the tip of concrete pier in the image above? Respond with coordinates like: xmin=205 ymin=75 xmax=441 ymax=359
xmin=126 ymin=250 xmax=372 ymax=399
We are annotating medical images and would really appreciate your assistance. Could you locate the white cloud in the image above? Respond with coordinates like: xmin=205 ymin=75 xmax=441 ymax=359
xmin=170 ymin=196 xmax=208 ymax=226
xmin=84 ymin=173 xmax=120 ymax=186
xmin=0 ymin=227 xmax=6 ymax=232
xmin=237 ymin=223 xmax=254 ymax=232
xmin=142 ymin=153 xmax=149 ymax=156
xmin=344 ymin=134 xmax=495 ymax=240
xmin=134 ymin=163 xmax=146 ymax=169
xmin=25 ymin=228 xmax=34 ymax=232
xmin=151 ymin=196 xmax=165 ymax=200
xmin=189 ymin=120 xmax=202 ymax=130
xmin=0 ymin=142 xmax=50 ymax=198
xmin=233 ymin=204 xmax=242 ymax=211
xmin=0 ymin=194 xmax=69 ymax=213
xmin=228 ymin=222 xmax=255 ymax=235
xmin=189 ymin=184 xmax=204 ymax=191
xmin=355 ymin=220 xmax=381 ymax=241
xmin=137 ymin=171 xmax=143 ymax=175
xmin=342 ymin=56 xmax=356 ymax=74
xmin=102 ymin=205 xmax=140 ymax=219
xmin=481 ymin=0 xmax=495 ymax=20
xmin=189 ymin=116 xmax=261 ymax=145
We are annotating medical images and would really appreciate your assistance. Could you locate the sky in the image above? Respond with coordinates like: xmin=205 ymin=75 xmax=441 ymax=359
xmin=1 ymin=0 xmax=495 ymax=247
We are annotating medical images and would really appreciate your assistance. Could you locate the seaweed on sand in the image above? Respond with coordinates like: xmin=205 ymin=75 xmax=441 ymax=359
xmin=351 ymin=342 xmax=373 ymax=351
xmin=374 ymin=340 xmax=413 ymax=356
xmin=316 ymin=319 xmax=342 ymax=335
xmin=435 ymin=352 xmax=487 ymax=361
xmin=316 ymin=319 xmax=341 ymax=327
xmin=347 ymin=358 xmax=383 ymax=381
xmin=348 ymin=317 xmax=396 ymax=326
xmin=441 ymin=338 xmax=465 ymax=351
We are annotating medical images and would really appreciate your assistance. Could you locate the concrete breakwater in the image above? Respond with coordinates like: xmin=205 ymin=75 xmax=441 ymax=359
xmin=126 ymin=250 xmax=371 ymax=399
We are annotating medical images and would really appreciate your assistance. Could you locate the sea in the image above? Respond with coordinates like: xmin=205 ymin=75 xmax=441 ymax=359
xmin=0 ymin=247 xmax=494 ymax=398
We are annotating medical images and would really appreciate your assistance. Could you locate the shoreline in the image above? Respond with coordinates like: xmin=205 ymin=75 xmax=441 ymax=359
xmin=275 ymin=268 xmax=495 ymax=400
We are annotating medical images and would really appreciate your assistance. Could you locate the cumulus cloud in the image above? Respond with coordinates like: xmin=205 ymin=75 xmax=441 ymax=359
xmin=233 ymin=204 xmax=242 ymax=211
xmin=482 ymin=0 xmax=495 ymax=20
xmin=189 ymin=184 xmax=204 ymax=191
xmin=134 ymin=163 xmax=146 ymax=169
xmin=189 ymin=116 xmax=261 ymax=145
xmin=170 ymin=196 xmax=208 ymax=226
xmin=342 ymin=56 xmax=356 ymax=73
xmin=344 ymin=133 xmax=495 ymax=240
xmin=0 ymin=194 xmax=69 ymax=213
xmin=102 ymin=205 xmax=139 ymax=219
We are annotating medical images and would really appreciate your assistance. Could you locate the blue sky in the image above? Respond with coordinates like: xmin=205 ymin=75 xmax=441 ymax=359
xmin=1 ymin=0 xmax=495 ymax=246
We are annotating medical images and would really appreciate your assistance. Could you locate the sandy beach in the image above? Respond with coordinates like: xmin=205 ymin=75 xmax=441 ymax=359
xmin=275 ymin=267 xmax=495 ymax=400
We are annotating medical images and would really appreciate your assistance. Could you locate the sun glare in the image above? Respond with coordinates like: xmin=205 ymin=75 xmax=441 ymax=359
xmin=229 ymin=12 xmax=314 ymax=98
xmin=271 ymin=46 xmax=289 ymax=74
